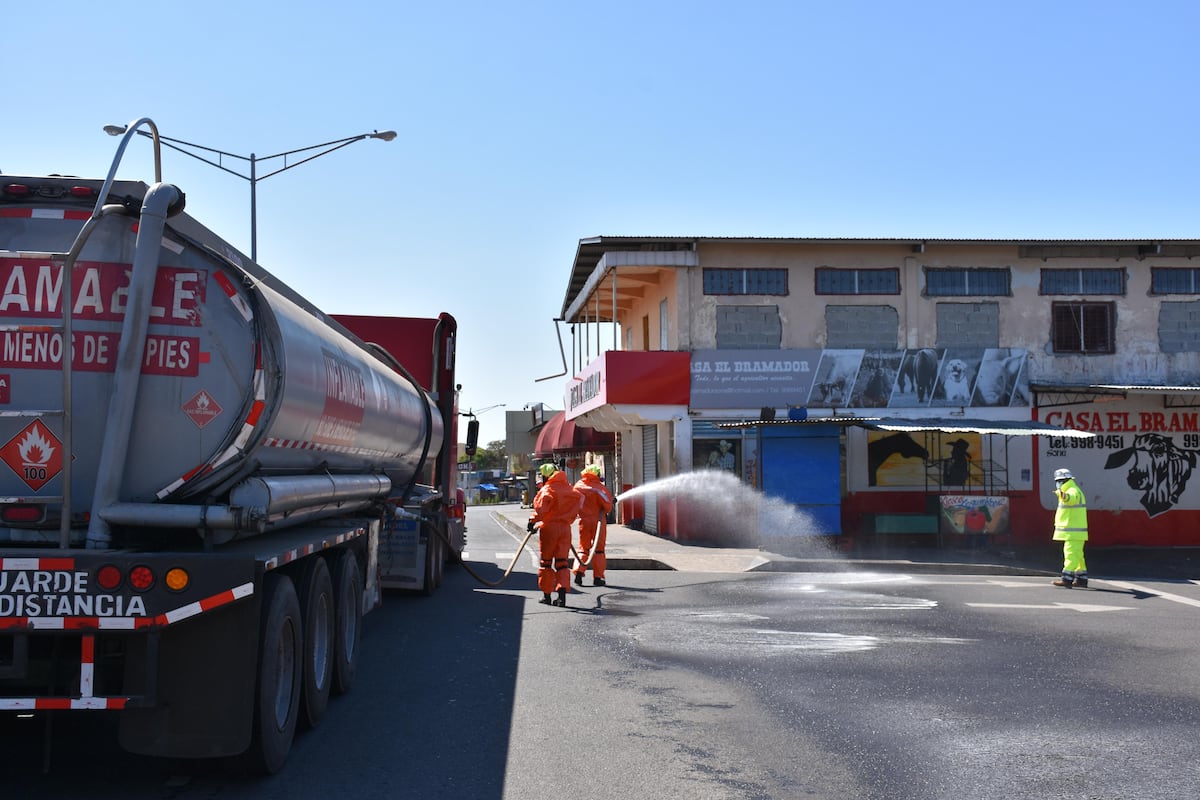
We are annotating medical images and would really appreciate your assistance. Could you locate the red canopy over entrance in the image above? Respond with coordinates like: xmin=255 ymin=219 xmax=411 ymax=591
xmin=533 ymin=411 xmax=615 ymax=457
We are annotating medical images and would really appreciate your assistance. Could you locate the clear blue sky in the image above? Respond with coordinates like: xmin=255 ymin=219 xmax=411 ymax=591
xmin=7 ymin=1 xmax=1198 ymax=448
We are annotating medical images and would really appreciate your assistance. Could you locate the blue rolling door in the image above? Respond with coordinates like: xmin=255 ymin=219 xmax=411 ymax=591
xmin=760 ymin=424 xmax=842 ymax=536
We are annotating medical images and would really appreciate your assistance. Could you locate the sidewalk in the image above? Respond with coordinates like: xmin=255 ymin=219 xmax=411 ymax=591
xmin=487 ymin=502 xmax=1200 ymax=581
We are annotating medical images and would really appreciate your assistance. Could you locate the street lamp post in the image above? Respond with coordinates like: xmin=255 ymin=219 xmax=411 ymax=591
xmin=103 ymin=123 xmax=396 ymax=263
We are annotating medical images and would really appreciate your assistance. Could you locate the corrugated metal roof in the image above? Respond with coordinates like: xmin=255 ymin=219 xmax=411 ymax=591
xmin=718 ymin=416 xmax=1093 ymax=437
xmin=1032 ymin=383 xmax=1200 ymax=395
xmin=861 ymin=417 xmax=1093 ymax=438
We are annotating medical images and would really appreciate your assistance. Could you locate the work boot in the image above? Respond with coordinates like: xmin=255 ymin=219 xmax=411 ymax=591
xmin=553 ymin=589 xmax=567 ymax=607
xmin=1075 ymin=578 xmax=1088 ymax=589
xmin=1052 ymin=579 xmax=1074 ymax=588
xmin=539 ymin=593 xmax=553 ymax=605
xmin=593 ymin=577 xmax=606 ymax=587
xmin=574 ymin=572 xmax=584 ymax=586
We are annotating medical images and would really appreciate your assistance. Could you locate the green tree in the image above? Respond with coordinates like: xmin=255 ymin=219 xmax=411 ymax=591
xmin=473 ymin=440 xmax=507 ymax=471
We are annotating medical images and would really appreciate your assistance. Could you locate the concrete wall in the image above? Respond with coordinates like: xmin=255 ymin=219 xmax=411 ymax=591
xmin=602 ymin=240 xmax=1200 ymax=386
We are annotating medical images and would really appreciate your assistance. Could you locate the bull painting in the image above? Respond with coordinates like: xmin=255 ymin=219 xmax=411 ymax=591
xmin=1104 ymin=433 xmax=1200 ymax=517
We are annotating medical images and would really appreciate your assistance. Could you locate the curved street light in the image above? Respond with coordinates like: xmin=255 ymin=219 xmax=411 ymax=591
xmin=462 ymin=403 xmax=507 ymax=418
xmin=103 ymin=123 xmax=397 ymax=263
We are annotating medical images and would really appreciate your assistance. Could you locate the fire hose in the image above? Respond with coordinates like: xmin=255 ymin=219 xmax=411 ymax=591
xmin=439 ymin=512 xmax=600 ymax=588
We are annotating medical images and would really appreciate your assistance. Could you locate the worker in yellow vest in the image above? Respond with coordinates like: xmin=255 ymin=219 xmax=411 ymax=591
xmin=1051 ymin=468 xmax=1088 ymax=589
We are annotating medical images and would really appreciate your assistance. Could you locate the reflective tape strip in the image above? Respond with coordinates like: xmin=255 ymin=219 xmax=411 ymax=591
xmin=213 ymin=270 xmax=253 ymax=321
xmin=79 ymin=636 xmax=95 ymax=697
xmin=158 ymin=581 xmax=254 ymax=625
xmin=0 ymin=208 xmax=90 ymax=221
xmin=2 ymin=556 xmax=75 ymax=570
xmin=261 ymin=438 xmax=398 ymax=459
xmin=27 ymin=617 xmax=65 ymax=630
xmin=155 ymin=462 xmax=214 ymax=499
xmin=263 ymin=528 xmax=365 ymax=571
xmin=0 ymin=582 xmax=254 ymax=631
xmin=0 ymin=697 xmax=128 ymax=710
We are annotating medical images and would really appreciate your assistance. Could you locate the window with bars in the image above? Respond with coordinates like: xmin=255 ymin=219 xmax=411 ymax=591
xmin=1151 ymin=267 xmax=1200 ymax=294
xmin=1051 ymin=302 xmax=1115 ymax=354
xmin=814 ymin=268 xmax=899 ymax=295
xmin=925 ymin=267 xmax=1011 ymax=296
xmin=1040 ymin=268 xmax=1125 ymax=295
xmin=702 ymin=268 xmax=788 ymax=295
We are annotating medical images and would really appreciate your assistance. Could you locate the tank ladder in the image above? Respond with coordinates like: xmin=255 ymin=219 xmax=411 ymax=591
xmin=0 ymin=246 xmax=76 ymax=548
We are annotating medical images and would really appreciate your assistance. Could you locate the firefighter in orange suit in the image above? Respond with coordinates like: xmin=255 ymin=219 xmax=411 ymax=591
xmin=527 ymin=462 xmax=583 ymax=607
xmin=573 ymin=465 xmax=614 ymax=587
xmin=1051 ymin=467 xmax=1089 ymax=589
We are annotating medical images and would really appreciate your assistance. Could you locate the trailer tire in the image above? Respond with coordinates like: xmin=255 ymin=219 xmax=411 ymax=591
xmin=249 ymin=572 xmax=303 ymax=775
xmin=299 ymin=557 xmax=335 ymax=729
xmin=434 ymin=526 xmax=446 ymax=588
xmin=331 ymin=550 xmax=362 ymax=695
xmin=422 ymin=526 xmax=443 ymax=595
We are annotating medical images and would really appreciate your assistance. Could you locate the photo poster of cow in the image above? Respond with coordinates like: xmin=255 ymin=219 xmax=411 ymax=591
xmin=807 ymin=349 xmax=864 ymax=408
xmin=1039 ymin=396 xmax=1200 ymax=517
xmin=888 ymin=347 xmax=1030 ymax=408
xmin=688 ymin=348 xmax=1029 ymax=410
xmin=939 ymin=495 xmax=1010 ymax=539
xmin=851 ymin=350 xmax=904 ymax=408
xmin=865 ymin=430 xmax=984 ymax=488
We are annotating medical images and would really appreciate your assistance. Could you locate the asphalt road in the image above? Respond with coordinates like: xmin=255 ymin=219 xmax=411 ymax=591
xmin=7 ymin=505 xmax=1200 ymax=799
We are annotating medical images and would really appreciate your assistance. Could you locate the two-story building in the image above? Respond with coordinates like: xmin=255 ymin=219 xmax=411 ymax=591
xmin=546 ymin=236 xmax=1200 ymax=552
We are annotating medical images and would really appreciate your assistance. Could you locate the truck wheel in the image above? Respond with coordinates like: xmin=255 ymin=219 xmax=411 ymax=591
xmin=249 ymin=572 xmax=302 ymax=775
xmin=421 ymin=528 xmax=440 ymax=596
xmin=433 ymin=527 xmax=446 ymax=588
xmin=299 ymin=557 xmax=334 ymax=729
xmin=331 ymin=550 xmax=362 ymax=695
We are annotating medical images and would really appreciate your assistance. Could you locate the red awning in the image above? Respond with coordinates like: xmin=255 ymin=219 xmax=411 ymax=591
xmin=533 ymin=411 xmax=615 ymax=457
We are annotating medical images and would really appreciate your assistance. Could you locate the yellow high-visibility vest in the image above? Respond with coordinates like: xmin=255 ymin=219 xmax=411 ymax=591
xmin=1052 ymin=479 xmax=1088 ymax=541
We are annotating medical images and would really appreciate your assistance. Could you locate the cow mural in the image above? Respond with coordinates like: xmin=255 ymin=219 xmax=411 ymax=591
xmin=1104 ymin=433 xmax=1200 ymax=517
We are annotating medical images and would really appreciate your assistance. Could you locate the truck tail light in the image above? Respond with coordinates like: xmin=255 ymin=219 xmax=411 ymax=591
xmin=96 ymin=564 xmax=122 ymax=591
xmin=1 ymin=504 xmax=44 ymax=523
xmin=128 ymin=566 xmax=155 ymax=591
xmin=164 ymin=567 xmax=189 ymax=592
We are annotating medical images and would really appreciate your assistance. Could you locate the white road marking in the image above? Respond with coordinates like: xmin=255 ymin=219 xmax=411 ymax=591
xmin=967 ymin=602 xmax=1132 ymax=613
xmin=1103 ymin=581 xmax=1200 ymax=608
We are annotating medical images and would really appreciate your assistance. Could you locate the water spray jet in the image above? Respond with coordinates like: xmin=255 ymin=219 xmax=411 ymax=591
xmin=616 ymin=470 xmax=840 ymax=558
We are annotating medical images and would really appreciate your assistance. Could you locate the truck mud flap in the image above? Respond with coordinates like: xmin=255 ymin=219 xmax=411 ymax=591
xmin=119 ymin=592 xmax=262 ymax=759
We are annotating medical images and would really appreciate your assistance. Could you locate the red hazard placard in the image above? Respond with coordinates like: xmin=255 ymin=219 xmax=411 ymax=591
xmin=182 ymin=390 xmax=223 ymax=429
xmin=1 ymin=419 xmax=63 ymax=491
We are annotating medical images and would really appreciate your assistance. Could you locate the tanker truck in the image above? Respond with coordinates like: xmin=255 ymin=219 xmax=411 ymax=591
xmin=0 ymin=122 xmax=470 ymax=773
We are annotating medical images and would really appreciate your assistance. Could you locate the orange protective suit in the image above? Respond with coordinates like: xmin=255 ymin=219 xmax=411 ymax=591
xmin=530 ymin=470 xmax=583 ymax=597
xmin=573 ymin=471 xmax=614 ymax=582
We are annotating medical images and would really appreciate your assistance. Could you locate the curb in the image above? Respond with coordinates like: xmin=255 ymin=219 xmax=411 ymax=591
xmin=490 ymin=510 xmax=1049 ymax=575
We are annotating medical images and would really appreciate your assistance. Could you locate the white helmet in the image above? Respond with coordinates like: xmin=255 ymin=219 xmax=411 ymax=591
xmin=1054 ymin=468 xmax=1074 ymax=481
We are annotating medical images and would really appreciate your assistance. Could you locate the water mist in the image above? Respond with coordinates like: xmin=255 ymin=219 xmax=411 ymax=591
xmin=616 ymin=470 xmax=839 ymax=558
